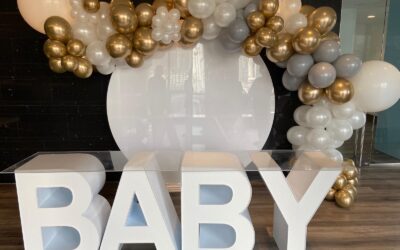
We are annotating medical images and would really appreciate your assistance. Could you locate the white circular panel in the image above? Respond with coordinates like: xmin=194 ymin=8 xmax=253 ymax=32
xmin=107 ymin=41 xmax=275 ymax=159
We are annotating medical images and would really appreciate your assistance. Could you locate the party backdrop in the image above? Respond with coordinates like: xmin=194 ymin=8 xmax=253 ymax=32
xmin=0 ymin=0 xmax=341 ymax=171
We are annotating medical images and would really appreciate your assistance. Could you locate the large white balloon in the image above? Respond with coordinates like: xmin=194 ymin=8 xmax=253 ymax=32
xmin=306 ymin=128 xmax=331 ymax=150
xmin=285 ymin=13 xmax=307 ymax=34
xmin=213 ymin=2 xmax=237 ymax=27
xmin=72 ymin=22 xmax=98 ymax=45
xmin=86 ymin=41 xmax=112 ymax=66
xmin=350 ymin=60 xmax=400 ymax=113
xmin=188 ymin=0 xmax=217 ymax=19
xmin=331 ymin=102 xmax=355 ymax=119
xmin=326 ymin=119 xmax=353 ymax=141
xmin=287 ymin=126 xmax=309 ymax=146
xmin=348 ymin=110 xmax=366 ymax=130
xmin=305 ymin=106 xmax=332 ymax=128
xmin=17 ymin=0 xmax=73 ymax=34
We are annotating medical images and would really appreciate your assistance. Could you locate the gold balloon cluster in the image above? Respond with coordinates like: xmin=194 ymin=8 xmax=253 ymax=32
xmin=43 ymin=16 xmax=93 ymax=78
xmin=325 ymin=159 xmax=359 ymax=208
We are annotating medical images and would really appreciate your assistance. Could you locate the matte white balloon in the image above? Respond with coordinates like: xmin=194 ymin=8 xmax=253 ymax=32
xmin=72 ymin=22 xmax=98 ymax=45
xmin=213 ymin=2 xmax=237 ymax=27
xmin=202 ymin=16 xmax=222 ymax=40
xmin=287 ymin=126 xmax=309 ymax=146
xmin=285 ymin=13 xmax=307 ymax=34
xmin=86 ymin=41 xmax=112 ymax=66
xmin=17 ymin=0 xmax=73 ymax=34
xmin=326 ymin=119 xmax=353 ymax=141
xmin=348 ymin=110 xmax=366 ymax=130
xmin=188 ymin=0 xmax=216 ymax=19
xmin=305 ymin=106 xmax=332 ymax=128
xmin=331 ymin=102 xmax=355 ymax=119
xmin=306 ymin=128 xmax=331 ymax=150
xmin=294 ymin=105 xmax=310 ymax=126
xmin=323 ymin=148 xmax=343 ymax=163
xmin=349 ymin=60 xmax=400 ymax=113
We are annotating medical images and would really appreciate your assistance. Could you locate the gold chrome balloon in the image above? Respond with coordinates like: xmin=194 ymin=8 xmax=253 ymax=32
xmin=342 ymin=184 xmax=357 ymax=200
xmin=174 ymin=0 xmax=190 ymax=18
xmin=269 ymin=33 xmax=294 ymax=62
xmin=106 ymin=33 xmax=132 ymax=58
xmin=342 ymin=163 xmax=359 ymax=180
xmin=344 ymin=159 xmax=355 ymax=166
xmin=325 ymin=78 xmax=354 ymax=104
xmin=335 ymin=190 xmax=354 ymax=208
xmin=43 ymin=39 xmax=67 ymax=58
xmin=333 ymin=174 xmax=348 ymax=190
xmin=292 ymin=27 xmax=320 ymax=54
xmin=266 ymin=16 xmax=284 ymax=33
xmin=298 ymin=81 xmax=323 ymax=105
xmin=135 ymin=3 xmax=154 ymax=27
xmin=321 ymin=31 xmax=340 ymax=44
xmin=255 ymin=27 xmax=277 ymax=48
xmin=133 ymin=27 xmax=158 ymax=55
xmin=246 ymin=11 xmax=265 ymax=32
xmin=181 ymin=16 xmax=203 ymax=43
xmin=83 ymin=0 xmax=100 ymax=13
xmin=242 ymin=36 xmax=262 ymax=57
xmin=125 ymin=50 xmax=144 ymax=68
xmin=73 ymin=58 xmax=93 ymax=78
xmin=300 ymin=5 xmax=315 ymax=17
xmin=49 ymin=57 xmax=66 ymax=73
xmin=44 ymin=16 xmax=72 ymax=43
xmin=348 ymin=177 xmax=359 ymax=186
xmin=111 ymin=5 xmax=138 ymax=34
xmin=325 ymin=188 xmax=336 ymax=201
xmin=259 ymin=0 xmax=279 ymax=18
xmin=67 ymin=39 xmax=86 ymax=57
xmin=308 ymin=7 xmax=337 ymax=35
xmin=61 ymin=55 xmax=78 ymax=72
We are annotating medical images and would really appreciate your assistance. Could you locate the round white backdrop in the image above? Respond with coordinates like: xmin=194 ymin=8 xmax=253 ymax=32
xmin=107 ymin=41 xmax=275 ymax=159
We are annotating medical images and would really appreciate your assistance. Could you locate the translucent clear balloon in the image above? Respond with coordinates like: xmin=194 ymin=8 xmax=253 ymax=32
xmin=323 ymin=148 xmax=343 ymax=163
xmin=326 ymin=119 xmax=353 ymax=141
xmin=287 ymin=126 xmax=309 ymax=146
xmin=202 ymin=16 xmax=222 ymax=40
xmin=306 ymin=128 xmax=331 ymax=150
xmin=305 ymin=106 xmax=332 ymax=128
xmin=213 ymin=2 xmax=237 ymax=27
xmin=331 ymin=102 xmax=355 ymax=119
xmin=72 ymin=22 xmax=98 ymax=45
xmin=86 ymin=41 xmax=112 ymax=66
xmin=188 ymin=0 xmax=216 ymax=19
xmin=285 ymin=13 xmax=307 ymax=34
xmin=294 ymin=105 xmax=311 ymax=126
xmin=348 ymin=110 xmax=366 ymax=130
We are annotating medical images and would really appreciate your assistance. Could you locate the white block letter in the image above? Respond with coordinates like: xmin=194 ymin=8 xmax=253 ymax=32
xmin=15 ymin=154 xmax=111 ymax=250
xmin=252 ymin=152 xmax=341 ymax=250
xmin=101 ymin=152 xmax=180 ymax=250
xmin=181 ymin=152 xmax=255 ymax=250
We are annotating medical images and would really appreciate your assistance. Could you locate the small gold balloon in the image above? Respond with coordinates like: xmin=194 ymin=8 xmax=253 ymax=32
xmin=344 ymin=159 xmax=355 ymax=166
xmin=292 ymin=27 xmax=321 ymax=54
xmin=300 ymin=5 xmax=315 ymax=17
xmin=325 ymin=78 xmax=354 ymax=104
xmin=174 ymin=0 xmax=190 ymax=18
xmin=181 ymin=16 xmax=203 ymax=43
xmin=325 ymin=188 xmax=336 ymax=201
xmin=43 ymin=39 xmax=67 ymax=58
xmin=111 ymin=5 xmax=138 ymax=34
xmin=44 ymin=16 xmax=72 ymax=43
xmin=61 ymin=55 xmax=78 ymax=72
xmin=133 ymin=27 xmax=158 ymax=55
xmin=67 ymin=39 xmax=86 ymax=57
xmin=106 ymin=33 xmax=132 ymax=58
xmin=308 ymin=7 xmax=337 ymax=36
xmin=266 ymin=16 xmax=284 ymax=33
xmin=83 ymin=0 xmax=100 ymax=13
xmin=125 ymin=50 xmax=144 ymax=68
xmin=269 ymin=33 xmax=294 ymax=62
xmin=242 ymin=36 xmax=262 ymax=57
xmin=342 ymin=163 xmax=359 ymax=180
xmin=73 ymin=58 xmax=93 ymax=78
xmin=255 ymin=27 xmax=277 ymax=48
xmin=49 ymin=57 xmax=66 ymax=74
xmin=348 ymin=177 xmax=359 ymax=186
xmin=342 ymin=184 xmax=357 ymax=200
xmin=298 ymin=81 xmax=323 ymax=105
xmin=335 ymin=190 xmax=354 ymax=208
xmin=333 ymin=174 xmax=348 ymax=190
xmin=135 ymin=3 xmax=154 ymax=27
xmin=153 ymin=0 xmax=174 ymax=10
xmin=321 ymin=31 xmax=340 ymax=44
xmin=247 ymin=11 xmax=266 ymax=32
xmin=259 ymin=0 xmax=279 ymax=18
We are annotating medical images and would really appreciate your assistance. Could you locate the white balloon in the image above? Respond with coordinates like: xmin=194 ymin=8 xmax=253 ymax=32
xmin=96 ymin=18 xmax=117 ymax=41
xmin=348 ymin=110 xmax=366 ymax=130
xmin=331 ymin=138 xmax=344 ymax=149
xmin=71 ymin=4 xmax=89 ymax=22
xmin=349 ymin=60 xmax=400 ymax=113
xmin=277 ymin=0 xmax=301 ymax=22
xmin=287 ymin=126 xmax=309 ymax=146
xmin=323 ymin=148 xmax=343 ymax=163
xmin=86 ymin=41 xmax=112 ymax=66
xmin=170 ymin=9 xmax=181 ymax=20
xmin=326 ymin=119 xmax=353 ymax=141
xmin=98 ymin=2 xmax=110 ymax=20
xmin=305 ymin=106 xmax=332 ymax=128
xmin=294 ymin=105 xmax=311 ymax=126
xmin=188 ymin=0 xmax=216 ymax=19
xmin=152 ymin=27 xmax=164 ymax=41
xmin=152 ymin=16 xmax=163 ymax=27
xmin=156 ymin=6 xmax=169 ymax=18
xmin=72 ymin=22 xmax=98 ymax=45
xmin=213 ymin=3 xmax=237 ymax=27
xmin=306 ymin=128 xmax=331 ymax=150
xmin=17 ymin=0 xmax=73 ymax=34
xmin=97 ymin=63 xmax=116 ymax=75
xmin=313 ymin=96 xmax=331 ymax=108
xmin=202 ymin=16 xmax=222 ymax=40
xmin=285 ymin=13 xmax=307 ymax=34
xmin=331 ymin=101 xmax=355 ymax=119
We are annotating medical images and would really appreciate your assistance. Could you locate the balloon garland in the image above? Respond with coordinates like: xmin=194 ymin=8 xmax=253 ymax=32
xmin=18 ymin=0 xmax=400 ymax=207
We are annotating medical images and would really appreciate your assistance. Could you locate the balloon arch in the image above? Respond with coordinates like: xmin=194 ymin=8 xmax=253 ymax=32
xmin=17 ymin=0 xmax=400 ymax=207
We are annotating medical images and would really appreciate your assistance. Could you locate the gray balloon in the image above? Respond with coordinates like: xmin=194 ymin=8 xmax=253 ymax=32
xmin=287 ymin=54 xmax=314 ymax=77
xmin=276 ymin=61 xmax=288 ymax=68
xmin=244 ymin=2 xmax=258 ymax=18
xmin=308 ymin=62 xmax=337 ymax=88
xmin=333 ymin=54 xmax=362 ymax=78
xmin=282 ymin=70 xmax=304 ymax=91
xmin=219 ymin=30 xmax=241 ymax=52
xmin=313 ymin=40 xmax=340 ymax=63
xmin=228 ymin=18 xmax=250 ymax=43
